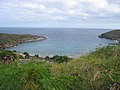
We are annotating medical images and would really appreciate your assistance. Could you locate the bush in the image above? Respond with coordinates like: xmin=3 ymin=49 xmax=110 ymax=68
xmin=0 ymin=61 xmax=75 ymax=90
xmin=52 ymin=55 xmax=71 ymax=63
xmin=0 ymin=50 xmax=17 ymax=60
xmin=23 ymin=52 xmax=30 ymax=58
xmin=51 ymin=45 xmax=120 ymax=90
xmin=0 ymin=45 xmax=120 ymax=90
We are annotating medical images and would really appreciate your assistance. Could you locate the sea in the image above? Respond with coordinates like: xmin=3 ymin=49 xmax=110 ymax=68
xmin=0 ymin=28 xmax=117 ymax=57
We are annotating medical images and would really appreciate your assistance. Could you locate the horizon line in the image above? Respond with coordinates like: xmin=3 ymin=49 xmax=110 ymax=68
xmin=0 ymin=27 xmax=118 ymax=30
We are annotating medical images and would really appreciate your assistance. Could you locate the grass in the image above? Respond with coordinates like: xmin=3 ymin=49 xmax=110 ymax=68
xmin=51 ymin=45 xmax=120 ymax=90
xmin=0 ymin=45 xmax=120 ymax=90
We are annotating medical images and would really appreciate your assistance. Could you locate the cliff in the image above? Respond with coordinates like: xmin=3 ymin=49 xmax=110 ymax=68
xmin=98 ymin=30 xmax=120 ymax=42
xmin=0 ymin=33 xmax=47 ymax=49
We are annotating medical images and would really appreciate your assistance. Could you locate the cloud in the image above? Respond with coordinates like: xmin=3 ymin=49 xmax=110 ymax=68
xmin=0 ymin=0 xmax=120 ymax=27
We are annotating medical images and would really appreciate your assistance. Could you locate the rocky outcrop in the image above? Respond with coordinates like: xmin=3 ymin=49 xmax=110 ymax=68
xmin=0 ymin=33 xmax=47 ymax=49
xmin=98 ymin=30 xmax=120 ymax=42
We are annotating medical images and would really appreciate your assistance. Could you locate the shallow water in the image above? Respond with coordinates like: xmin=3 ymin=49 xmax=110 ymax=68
xmin=0 ymin=28 xmax=116 ymax=57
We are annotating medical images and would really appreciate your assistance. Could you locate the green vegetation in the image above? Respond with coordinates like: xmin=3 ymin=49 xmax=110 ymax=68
xmin=0 ymin=45 xmax=120 ymax=90
xmin=0 ymin=61 xmax=74 ymax=90
xmin=45 ymin=55 xmax=72 ymax=63
xmin=0 ymin=33 xmax=46 ymax=49
xmin=0 ymin=50 xmax=17 ymax=60
xmin=23 ymin=52 xmax=30 ymax=58
xmin=0 ymin=50 xmax=17 ymax=64
xmin=98 ymin=30 xmax=120 ymax=42
xmin=51 ymin=45 xmax=120 ymax=90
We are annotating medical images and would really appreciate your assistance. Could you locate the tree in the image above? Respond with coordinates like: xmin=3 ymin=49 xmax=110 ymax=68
xmin=45 ymin=56 xmax=50 ymax=61
xmin=34 ymin=55 xmax=39 ymax=58
xmin=23 ymin=52 xmax=30 ymax=58
xmin=52 ymin=55 xmax=71 ymax=63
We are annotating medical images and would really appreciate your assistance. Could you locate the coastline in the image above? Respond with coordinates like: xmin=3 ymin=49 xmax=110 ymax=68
xmin=0 ymin=33 xmax=47 ymax=49
xmin=98 ymin=30 xmax=120 ymax=43
xmin=6 ymin=36 xmax=47 ymax=49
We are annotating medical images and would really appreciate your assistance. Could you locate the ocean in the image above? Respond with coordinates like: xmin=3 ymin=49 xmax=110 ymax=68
xmin=0 ymin=28 xmax=116 ymax=57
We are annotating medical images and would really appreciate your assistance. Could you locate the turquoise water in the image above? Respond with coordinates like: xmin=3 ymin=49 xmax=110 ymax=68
xmin=0 ymin=28 xmax=116 ymax=57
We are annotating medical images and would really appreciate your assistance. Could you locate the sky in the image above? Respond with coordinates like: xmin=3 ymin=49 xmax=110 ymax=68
xmin=0 ymin=0 xmax=120 ymax=28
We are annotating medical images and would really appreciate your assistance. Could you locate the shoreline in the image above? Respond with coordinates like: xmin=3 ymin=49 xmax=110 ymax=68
xmin=98 ymin=30 xmax=120 ymax=43
xmin=0 ymin=33 xmax=47 ymax=49
xmin=6 ymin=36 xmax=47 ymax=49
xmin=22 ymin=51 xmax=90 ymax=59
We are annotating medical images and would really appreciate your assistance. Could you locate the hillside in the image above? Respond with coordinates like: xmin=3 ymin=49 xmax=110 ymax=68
xmin=0 ymin=45 xmax=120 ymax=90
xmin=0 ymin=33 xmax=47 ymax=49
xmin=98 ymin=30 xmax=120 ymax=42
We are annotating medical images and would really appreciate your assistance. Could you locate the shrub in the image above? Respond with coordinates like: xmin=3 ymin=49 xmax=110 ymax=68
xmin=52 ymin=55 xmax=71 ymax=63
xmin=23 ymin=52 xmax=30 ymax=58
xmin=0 ymin=61 xmax=75 ymax=90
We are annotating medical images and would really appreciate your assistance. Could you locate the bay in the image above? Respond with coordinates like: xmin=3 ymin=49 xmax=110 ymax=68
xmin=0 ymin=28 xmax=116 ymax=57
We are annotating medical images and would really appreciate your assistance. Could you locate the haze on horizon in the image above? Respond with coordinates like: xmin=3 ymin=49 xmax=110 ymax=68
xmin=0 ymin=0 xmax=120 ymax=29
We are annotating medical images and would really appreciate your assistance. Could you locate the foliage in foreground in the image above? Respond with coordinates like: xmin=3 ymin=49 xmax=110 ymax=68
xmin=0 ymin=61 xmax=74 ymax=90
xmin=0 ymin=45 xmax=120 ymax=90
xmin=51 ymin=45 xmax=120 ymax=90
